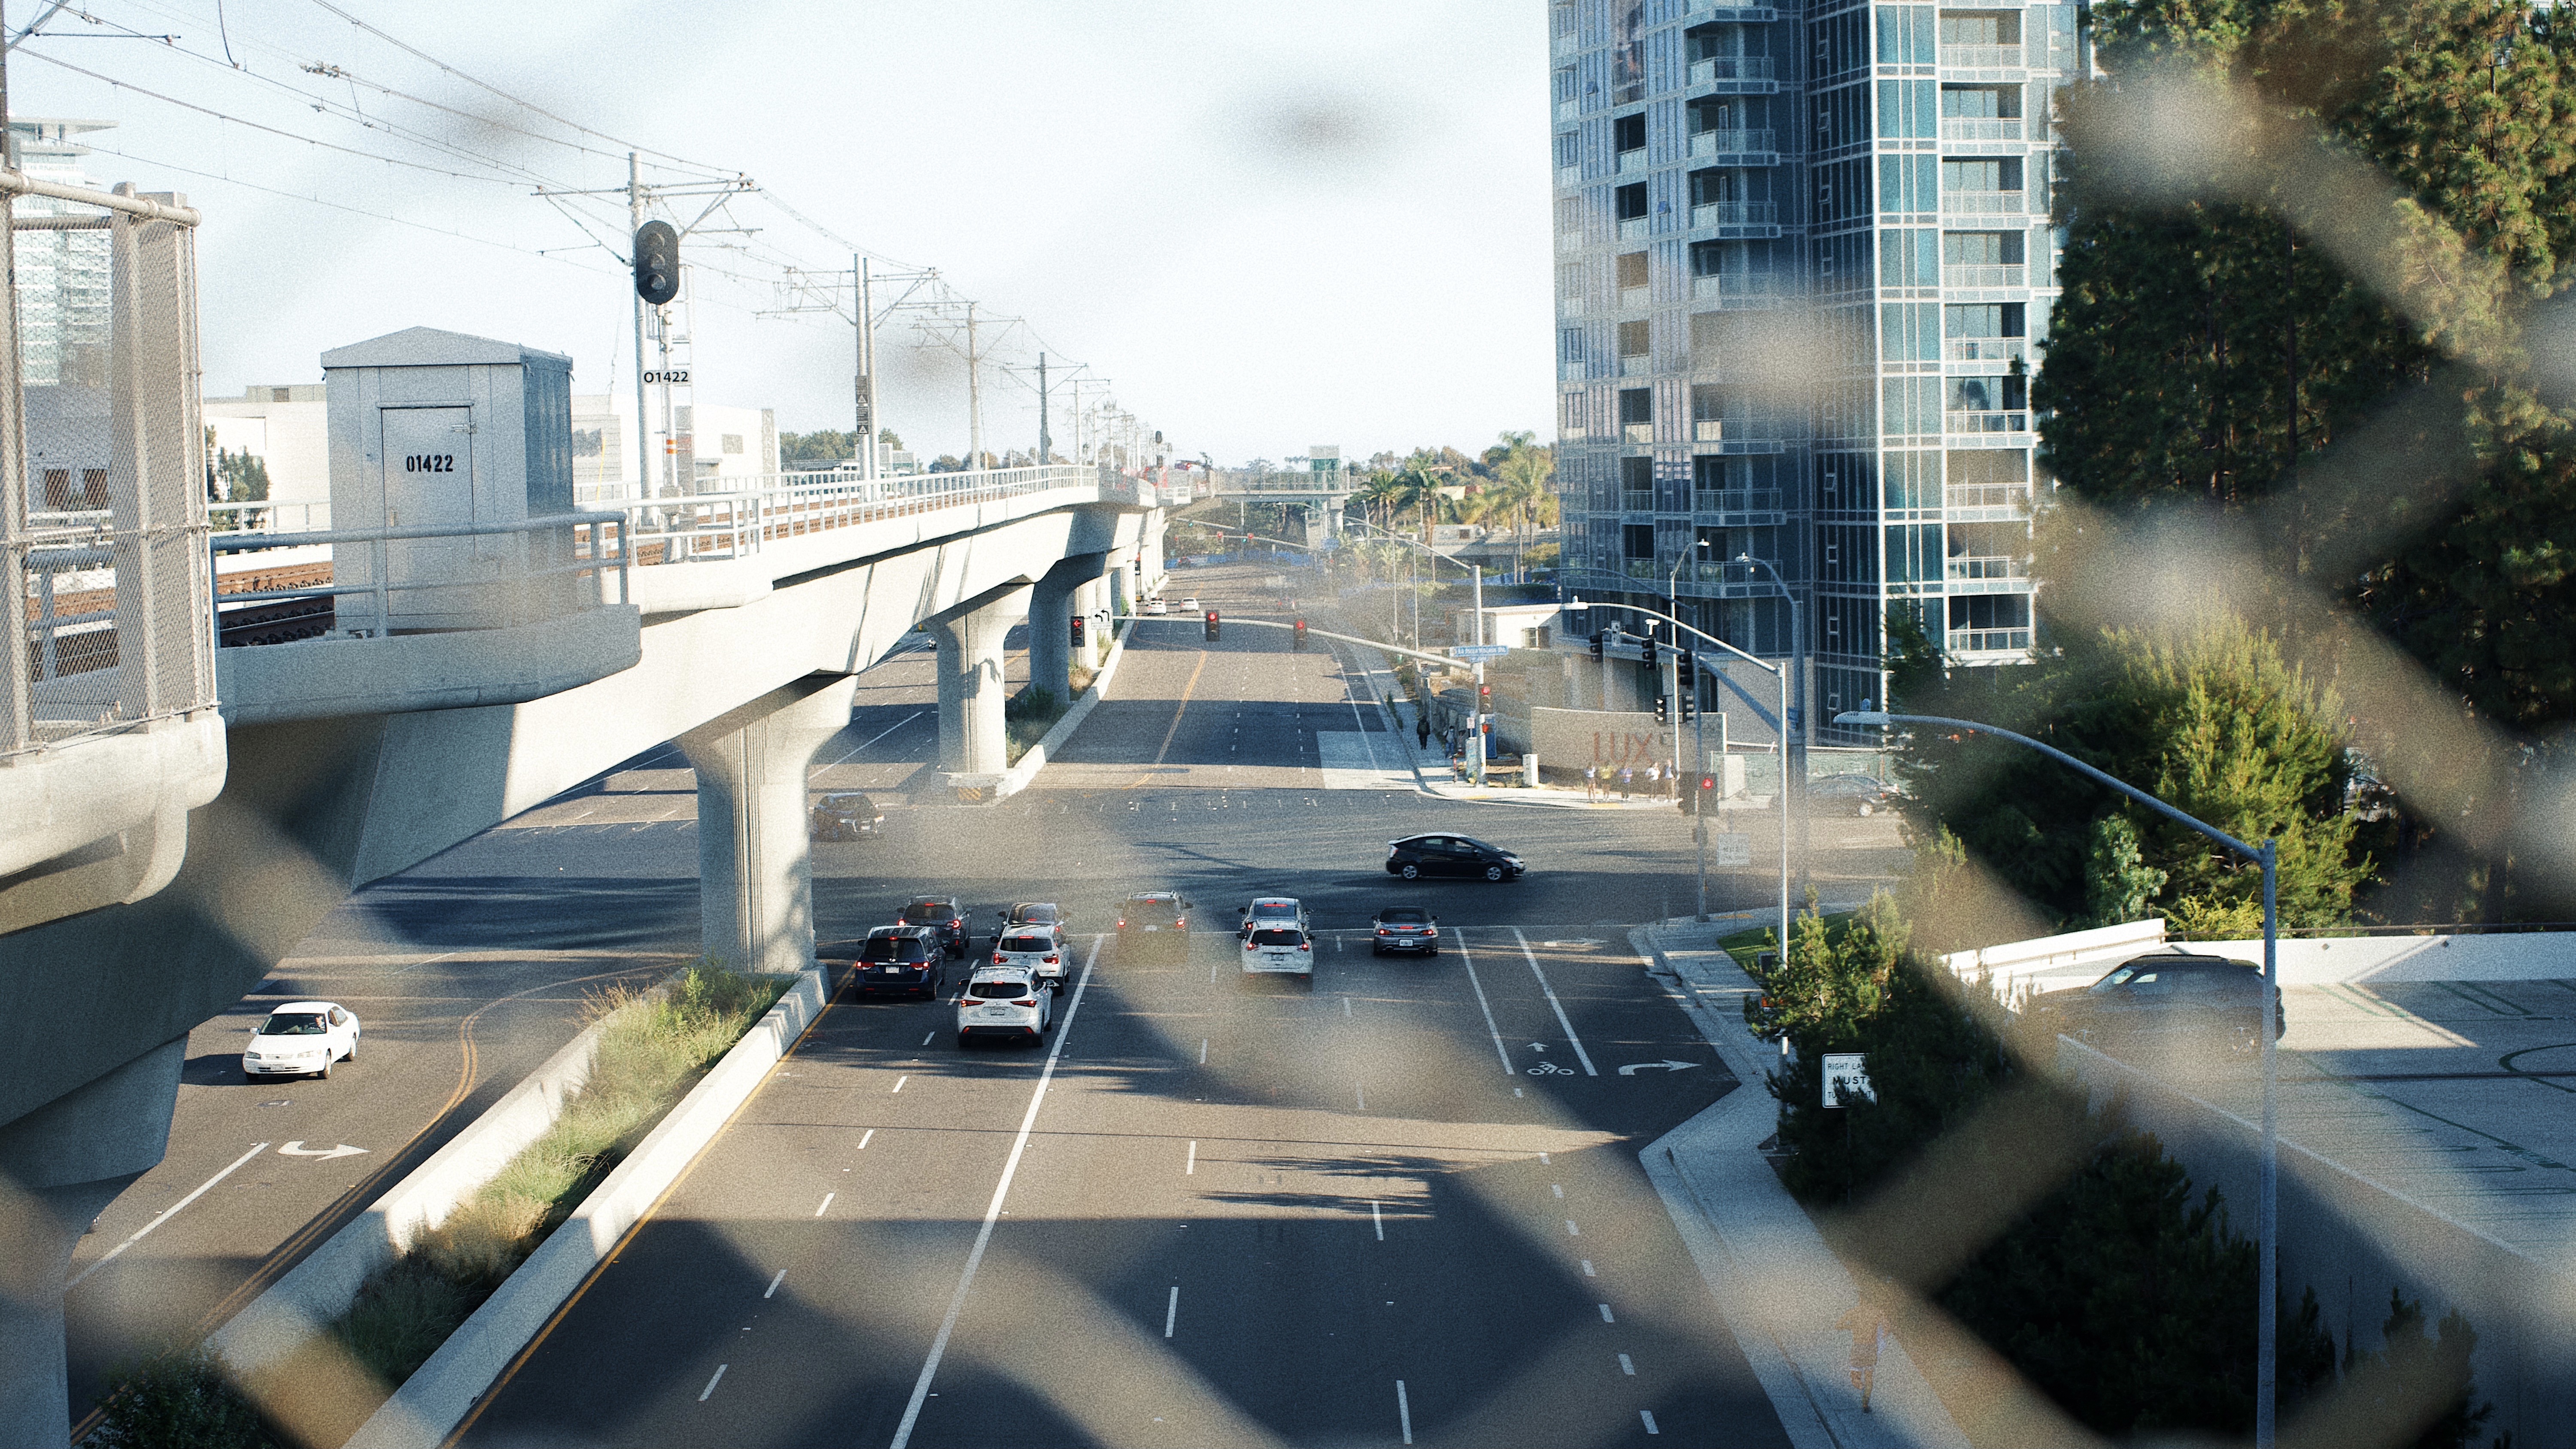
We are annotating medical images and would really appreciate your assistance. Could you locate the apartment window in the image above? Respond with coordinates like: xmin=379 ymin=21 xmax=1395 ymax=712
xmin=1553 ymin=131 xmax=1580 ymax=172
xmin=1882 ymin=375 xmax=1942 ymax=435
xmin=1621 ymin=456 xmax=1654 ymax=491
xmin=1879 ymin=228 xmax=1938 ymax=287
xmin=1946 ymin=303 xmax=2026 ymax=338
xmin=270 ymin=386 xmax=293 ymax=403
xmin=1939 ymin=10 xmax=2022 ymax=45
xmin=1881 ymin=302 xmax=1939 ymax=361
xmin=1552 ymin=0 xmax=1576 ymax=38
xmin=1886 ymin=523 xmax=1942 ymax=583
xmin=1554 ymin=66 xmax=1579 ymax=105
xmin=1941 ymin=157 xmax=2023 ymax=194
xmin=1882 ymin=451 xmax=1939 ymax=510
xmin=1557 ymin=196 xmax=1583 ymax=235
xmin=1944 ymin=231 xmax=2026 ymax=264
xmin=1878 ymin=154 xmax=1938 ymax=214
xmin=1617 ymin=250 xmax=1650 ymax=289
xmin=1618 ymin=320 xmax=1651 ymax=358
xmin=1875 ymin=5 xmax=1935 ymax=63
xmin=1615 ymin=182 xmax=1649 ymax=222
xmin=1619 ymin=388 xmax=1653 ymax=425
xmin=720 ymin=433 xmax=745 ymax=455
xmin=1947 ymin=449 xmax=2027 ymax=486
xmin=1948 ymin=375 xmax=2028 ymax=412
xmin=1624 ymin=523 xmax=1656 ymax=558
xmin=1614 ymin=113 xmax=1647 ymax=154
xmin=1941 ymin=85 xmax=2021 ymax=118
xmin=1950 ymin=593 xmax=2031 ymax=630
xmin=1558 ymin=262 xmax=1583 ymax=299
xmin=1875 ymin=79 xmax=1936 ymax=139
xmin=1558 ymin=326 xmax=1586 ymax=363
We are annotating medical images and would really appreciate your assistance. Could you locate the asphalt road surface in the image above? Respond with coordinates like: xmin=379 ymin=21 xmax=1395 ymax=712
xmin=451 ymin=568 xmax=1794 ymax=1447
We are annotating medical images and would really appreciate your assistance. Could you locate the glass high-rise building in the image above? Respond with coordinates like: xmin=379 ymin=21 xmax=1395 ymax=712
xmin=1549 ymin=0 xmax=2073 ymax=738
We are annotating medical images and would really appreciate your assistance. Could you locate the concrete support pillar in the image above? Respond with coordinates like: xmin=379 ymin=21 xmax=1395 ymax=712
xmin=1106 ymin=547 xmax=1137 ymax=620
xmin=1137 ymin=510 xmax=1166 ymax=596
xmin=678 ymin=674 xmax=857 ymax=975
xmin=0 ymin=1037 xmax=182 ymax=1449
xmin=1026 ymin=553 xmax=1108 ymax=706
xmin=1074 ymin=575 xmax=1112 ymax=668
xmin=929 ymin=586 xmax=1031 ymax=779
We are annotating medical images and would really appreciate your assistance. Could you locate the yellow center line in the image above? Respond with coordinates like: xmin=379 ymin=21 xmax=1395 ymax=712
xmin=1127 ymin=650 xmax=1209 ymax=790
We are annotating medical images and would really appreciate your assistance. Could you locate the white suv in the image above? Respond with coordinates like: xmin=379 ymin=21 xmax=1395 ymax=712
xmin=990 ymin=930 xmax=1070 ymax=990
xmin=1240 ymin=923 xmax=1314 ymax=983
xmin=956 ymin=968 xmax=1053 ymax=1046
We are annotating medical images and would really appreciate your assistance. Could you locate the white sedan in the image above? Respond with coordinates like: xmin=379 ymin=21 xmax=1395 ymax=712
xmin=1144 ymin=598 xmax=1169 ymax=616
xmin=242 ymin=1001 xmax=361 ymax=1080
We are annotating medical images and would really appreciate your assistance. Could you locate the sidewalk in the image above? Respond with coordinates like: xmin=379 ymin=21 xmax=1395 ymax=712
xmin=1632 ymin=917 xmax=1972 ymax=1449
xmin=1340 ymin=633 xmax=1684 ymax=810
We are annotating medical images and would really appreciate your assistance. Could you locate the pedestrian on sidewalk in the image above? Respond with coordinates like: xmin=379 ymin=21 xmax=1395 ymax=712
xmin=1838 ymin=1294 xmax=1889 ymax=1412
xmin=1416 ymin=713 xmax=1430 ymax=751
xmin=1646 ymin=761 xmax=1663 ymax=799
xmin=1618 ymin=763 xmax=1633 ymax=800
xmin=1583 ymin=763 xmax=1598 ymax=802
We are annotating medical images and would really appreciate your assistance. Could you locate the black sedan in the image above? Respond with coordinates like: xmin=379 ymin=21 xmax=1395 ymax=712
xmin=2026 ymin=953 xmax=2285 ymax=1051
xmin=1805 ymin=774 xmax=1896 ymax=816
xmin=829 ymin=926 xmax=947 ymax=999
xmin=810 ymin=791 xmax=884 ymax=841
xmin=1385 ymin=834 xmax=1525 ymax=882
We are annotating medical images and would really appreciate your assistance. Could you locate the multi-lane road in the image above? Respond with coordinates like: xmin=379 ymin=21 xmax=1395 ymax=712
xmin=64 ymin=561 xmax=1840 ymax=1444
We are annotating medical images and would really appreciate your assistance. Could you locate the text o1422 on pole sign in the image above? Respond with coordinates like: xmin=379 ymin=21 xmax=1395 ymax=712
xmin=642 ymin=369 xmax=690 ymax=386
xmin=1822 ymin=1052 xmax=1873 ymax=1108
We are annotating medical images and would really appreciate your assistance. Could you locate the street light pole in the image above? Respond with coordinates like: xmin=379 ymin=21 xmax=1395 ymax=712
xmin=1738 ymin=553 xmax=1806 ymax=899
xmin=1837 ymin=709 xmax=2282 ymax=1449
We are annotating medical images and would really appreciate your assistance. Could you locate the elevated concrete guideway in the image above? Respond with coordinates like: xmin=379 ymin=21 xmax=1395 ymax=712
xmin=0 ymin=322 xmax=1180 ymax=1446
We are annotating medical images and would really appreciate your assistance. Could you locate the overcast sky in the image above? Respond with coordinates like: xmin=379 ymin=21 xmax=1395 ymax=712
xmin=11 ymin=0 xmax=1554 ymax=465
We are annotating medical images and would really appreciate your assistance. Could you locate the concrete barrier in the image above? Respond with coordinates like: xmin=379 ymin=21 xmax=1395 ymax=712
xmin=2059 ymin=1037 xmax=2576 ymax=1444
xmin=210 ymin=1009 xmax=613 ymax=1381
xmin=991 ymin=617 xmax=1134 ymax=797
xmin=343 ymin=960 xmax=830 ymax=1449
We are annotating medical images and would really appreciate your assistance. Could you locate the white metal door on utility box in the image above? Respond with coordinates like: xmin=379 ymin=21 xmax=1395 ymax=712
xmin=379 ymin=406 xmax=477 ymax=624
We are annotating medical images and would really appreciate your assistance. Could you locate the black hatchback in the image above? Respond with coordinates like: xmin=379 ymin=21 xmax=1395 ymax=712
xmin=898 ymin=896 xmax=970 ymax=958
xmin=2027 ymin=953 xmax=2286 ymax=1051
xmin=1385 ymin=834 xmax=1525 ymax=882
xmin=835 ymin=927 xmax=946 ymax=998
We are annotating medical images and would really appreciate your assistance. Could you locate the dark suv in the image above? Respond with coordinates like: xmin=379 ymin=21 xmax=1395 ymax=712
xmin=2028 ymin=953 xmax=2286 ymax=1051
xmin=898 ymin=896 xmax=970 ymax=958
xmin=836 ymin=926 xmax=946 ymax=998
xmin=811 ymin=792 xmax=884 ymax=841
xmin=1385 ymin=834 xmax=1525 ymax=881
xmin=1116 ymin=891 xmax=1194 ymax=963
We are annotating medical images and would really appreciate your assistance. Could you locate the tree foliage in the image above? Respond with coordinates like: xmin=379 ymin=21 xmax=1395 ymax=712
xmin=1894 ymin=611 xmax=2367 ymax=931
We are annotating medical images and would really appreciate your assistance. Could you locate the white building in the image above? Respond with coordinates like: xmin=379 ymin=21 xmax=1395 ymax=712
xmin=202 ymin=384 xmax=328 ymax=522
xmin=572 ymin=393 xmax=778 ymax=500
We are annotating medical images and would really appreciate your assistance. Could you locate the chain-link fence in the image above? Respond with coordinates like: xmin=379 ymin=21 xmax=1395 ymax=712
xmin=1 ymin=179 xmax=211 ymax=757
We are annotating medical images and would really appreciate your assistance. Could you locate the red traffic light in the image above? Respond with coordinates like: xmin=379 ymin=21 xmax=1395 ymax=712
xmin=1700 ymin=776 xmax=1714 ymax=789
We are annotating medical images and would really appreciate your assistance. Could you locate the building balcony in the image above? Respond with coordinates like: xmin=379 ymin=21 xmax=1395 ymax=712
xmin=1617 ymin=216 xmax=1650 ymax=241
xmin=1944 ymin=483 xmax=2032 ymax=513
xmin=1620 ymin=490 xmax=1656 ymax=513
xmin=1940 ymin=43 xmax=2026 ymax=68
xmin=1619 ymin=353 xmax=1653 ymax=377
xmin=1689 ymin=200 xmax=1777 ymax=229
xmin=1692 ymin=489 xmax=1785 ymax=514
xmin=1688 ymin=55 xmax=1777 ymax=85
xmin=1622 ymin=559 xmax=1662 ymax=580
xmin=1559 ymin=361 xmax=1589 ymax=381
xmin=1692 ymin=419 xmax=1775 ymax=443
xmin=1616 ymin=147 xmax=1648 ymax=175
xmin=1945 ymin=191 xmax=2026 ymax=214
xmin=1555 ymin=99 xmax=1580 ymax=123
xmin=1622 ymin=421 xmax=1656 ymax=443
xmin=1690 ymin=272 xmax=1791 ymax=304
xmin=1945 ymin=337 xmax=2028 ymax=362
xmin=1619 ymin=284 xmax=1649 ymax=311
xmin=1939 ymin=117 xmax=2025 ymax=141
xmin=1556 ymin=165 xmax=1580 ymax=189
xmin=1947 ymin=555 xmax=2031 ymax=581
xmin=1688 ymin=128 xmax=1777 ymax=159
xmin=1681 ymin=0 xmax=1779 ymax=18
xmin=1950 ymin=626 xmax=2033 ymax=653
xmin=1552 ymin=29 xmax=1579 ymax=57
xmin=1947 ymin=410 xmax=2029 ymax=434
xmin=1942 ymin=264 xmax=2026 ymax=289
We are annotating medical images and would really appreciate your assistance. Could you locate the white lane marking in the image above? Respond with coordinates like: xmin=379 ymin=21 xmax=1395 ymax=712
xmin=1552 ymin=1184 xmax=1564 ymax=1198
xmin=1513 ymin=927 xmax=1598 ymax=1076
xmin=1396 ymin=1380 xmax=1413 ymax=1445
xmin=921 ymin=1033 xmax=935 ymax=1047
xmin=815 ymin=1193 xmax=835 ymax=1217
xmin=1620 ymin=1352 xmax=1636 ymax=1375
xmin=892 ymin=1076 xmax=908 ymax=1094
xmin=1372 ymin=1200 xmax=1385 ymax=1241
xmin=1199 ymin=1038 xmax=1208 ymax=1065
xmin=1343 ymin=995 xmax=1353 ymax=1018
xmin=1356 ymin=1084 xmax=1367 ymax=1111
xmin=1513 ymin=1087 xmax=1523 ymax=1098
xmin=1599 ymin=1303 xmax=1616 ymax=1322
xmin=1164 ymin=1285 xmax=1180 ymax=1338
xmin=68 ymin=1141 xmax=271 ymax=1290
xmin=823 ymin=709 xmax=927 ymax=767
xmin=765 ymin=1270 xmax=786 ymax=1299
xmin=1582 ymin=1259 xmax=1596 ymax=1277
xmin=1209 ymin=957 xmax=1218 ymax=985
xmin=1185 ymin=1140 xmax=1197 ymax=1175
xmin=858 ymin=1129 xmax=875 ymax=1150
xmin=1452 ymin=929 xmax=1513 ymax=1077
xmin=1540 ymin=1152 xmax=1551 ymax=1164
xmin=890 ymin=935 xmax=1103 ymax=1449
xmin=1642 ymin=1409 xmax=1660 ymax=1435
xmin=1566 ymin=1219 xmax=1581 ymax=1237
xmin=699 ymin=1364 xmax=727 ymax=1401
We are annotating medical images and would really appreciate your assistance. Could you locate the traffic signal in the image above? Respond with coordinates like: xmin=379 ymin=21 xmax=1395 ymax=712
xmin=1654 ymin=695 xmax=1671 ymax=725
xmin=633 ymin=220 xmax=680 ymax=306
xmin=1640 ymin=636 xmax=1658 ymax=669
xmin=1292 ymin=618 xmax=1307 ymax=650
xmin=1204 ymin=609 xmax=1220 ymax=641
xmin=1069 ymin=617 xmax=1085 ymax=647
xmin=1589 ymin=631 xmax=1604 ymax=660
xmin=1676 ymin=647 xmax=1696 ymax=689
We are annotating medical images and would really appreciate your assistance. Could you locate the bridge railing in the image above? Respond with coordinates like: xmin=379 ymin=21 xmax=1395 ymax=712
xmin=616 ymin=462 xmax=1110 ymax=563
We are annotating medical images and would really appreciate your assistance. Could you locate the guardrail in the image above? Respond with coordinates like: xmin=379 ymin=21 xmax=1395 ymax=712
xmin=210 ymin=513 xmax=630 ymax=640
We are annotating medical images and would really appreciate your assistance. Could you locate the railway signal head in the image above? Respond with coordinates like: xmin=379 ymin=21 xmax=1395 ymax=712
xmin=1589 ymin=631 xmax=1604 ymax=660
xmin=633 ymin=220 xmax=681 ymax=306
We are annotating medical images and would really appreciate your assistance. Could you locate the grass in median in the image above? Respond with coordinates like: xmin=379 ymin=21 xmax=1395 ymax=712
xmin=1003 ymin=684 xmax=1066 ymax=766
xmin=88 ymin=962 xmax=790 ymax=1448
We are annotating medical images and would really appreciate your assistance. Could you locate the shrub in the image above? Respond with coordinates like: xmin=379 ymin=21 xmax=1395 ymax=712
xmin=87 ymin=1344 xmax=275 ymax=1449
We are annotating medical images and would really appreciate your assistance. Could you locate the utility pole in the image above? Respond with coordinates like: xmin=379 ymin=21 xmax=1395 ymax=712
xmin=628 ymin=153 xmax=650 ymax=500
xmin=964 ymin=302 xmax=981 ymax=468
xmin=1036 ymin=353 xmax=1050 ymax=465
xmin=855 ymin=253 xmax=875 ymax=478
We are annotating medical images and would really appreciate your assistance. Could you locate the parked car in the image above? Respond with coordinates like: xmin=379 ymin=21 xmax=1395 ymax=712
xmin=956 ymin=967 xmax=1052 ymax=1045
xmin=835 ymin=926 xmax=946 ymax=999
xmin=1805 ymin=774 xmax=1896 ymax=816
xmin=2026 ymin=953 xmax=2286 ymax=1052
xmin=1240 ymin=924 xmax=1314 ymax=984
xmin=898 ymin=896 xmax=971 ymax=958
xmin=990 ymin=929 xmax=1072 ymax=990
xmin=242 ymin=1002 xmax=361 ymax=1081
xmin=1370 ymin=905 xmax=1440 ymax=956
xmin=1385 ymin=834 xmax=1525 ymax=882
xmin=810 ymin=791 xmax=884 ymax=841
xmin=1117 ymin=891 xmax=1194 ymax=963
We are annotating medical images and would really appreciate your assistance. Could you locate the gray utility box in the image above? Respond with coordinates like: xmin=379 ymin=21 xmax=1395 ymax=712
xmin=324 ymin=326 xmax=575 ymax=634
